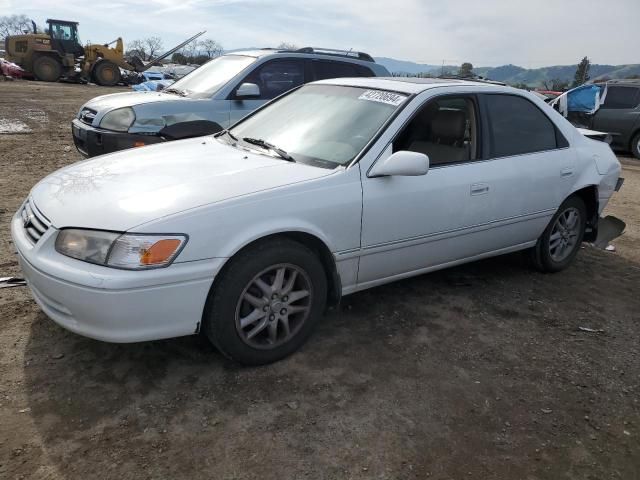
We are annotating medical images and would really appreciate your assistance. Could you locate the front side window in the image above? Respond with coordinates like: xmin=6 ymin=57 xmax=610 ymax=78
xmin=51 ymin=25 xmax=74 ymax=41
xmin=170 ymin=55 xmax=257 ymax=98
xmin=485 ymin=94 xmax=558 ymax=157
xmin=602 ymin=86 xmax=640 ymax=109
xmin=393 ymin=96 xmax=478 ymax=166
xmin=229 ymin=85 xmax=408 ymax=167
xmin=237 ymin=60 xmax=305 ymax=100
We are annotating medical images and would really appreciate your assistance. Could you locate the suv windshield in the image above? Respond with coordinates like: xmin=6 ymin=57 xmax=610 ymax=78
xmin=229 ymin=84 xmax=408 ymax=167
xmin=170 ymin=55 xmax=256 ymax=98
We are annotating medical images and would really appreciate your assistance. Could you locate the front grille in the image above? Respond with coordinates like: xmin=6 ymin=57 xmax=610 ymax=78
xmin=79 ymin=108 xmax=97 ymax=125
xmin=20 ymin=198 xmax=51 ymax=244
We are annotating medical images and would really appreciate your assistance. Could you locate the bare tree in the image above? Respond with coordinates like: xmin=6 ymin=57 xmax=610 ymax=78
xmin=144 ymin=36 xmax=163 ymax=61
xmin=0 ymin=14 xmax=34 ymax=41
xmin=180 ymin=39 xmax=200 ymax=63
xmin=127 ymin=39 xmax=148 ymax=60
xmin=276 ymin=42 xmax=298 ymax=50
xmin=200 ymin=38 xmax=223 ymax=58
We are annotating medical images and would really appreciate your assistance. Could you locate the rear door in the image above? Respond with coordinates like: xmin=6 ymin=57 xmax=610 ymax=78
xmin=479 ymin=93 xmax=576 ymax=243
xmin=592 ymin=86 xmax=640 ymax=148
xmin=228 ymin=59 xmax=306 ymax=125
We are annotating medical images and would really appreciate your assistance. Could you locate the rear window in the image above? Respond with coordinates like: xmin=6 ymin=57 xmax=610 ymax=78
xmin=312 ymin=60 xmax=372 ymax=80
xmin=602 ymin=86 xmax=640 ymax=109
xmin=485 ymin=94 xmax=558 ymax=157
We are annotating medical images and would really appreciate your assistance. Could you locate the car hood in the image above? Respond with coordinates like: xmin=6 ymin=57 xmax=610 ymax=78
xmin=31 ymin=137 xmax=334 ymax=231
xmin=82 ymin=91 xmax=181 ymax=113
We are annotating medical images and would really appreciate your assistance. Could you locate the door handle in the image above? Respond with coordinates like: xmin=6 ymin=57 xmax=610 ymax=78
xmin=470 ymin=183 xmax=490 ymax=195
xmin=560 ymin=167 xmax=574 ymax=177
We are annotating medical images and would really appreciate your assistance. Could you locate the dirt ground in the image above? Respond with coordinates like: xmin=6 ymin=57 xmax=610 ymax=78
xmin=0 ymin=81 xmax=639 ymax=480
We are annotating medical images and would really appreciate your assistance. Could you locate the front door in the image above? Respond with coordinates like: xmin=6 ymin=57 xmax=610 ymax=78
xmin=229 ymin=59 xmax=306 ymax=125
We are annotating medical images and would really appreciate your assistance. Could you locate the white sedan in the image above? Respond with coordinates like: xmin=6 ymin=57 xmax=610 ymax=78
xmin=12 ymin=77 xmax=623 ymax=365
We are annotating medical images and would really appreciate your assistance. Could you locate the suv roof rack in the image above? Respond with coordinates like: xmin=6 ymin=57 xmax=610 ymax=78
xmin=438 ymin=74 xmax=506 ymax=86
xmin=287 ymin=47 xmax=375 ymax=63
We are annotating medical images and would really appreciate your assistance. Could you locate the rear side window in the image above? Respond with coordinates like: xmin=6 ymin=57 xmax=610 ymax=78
xmin=313 ymin=60 xmax=365 ymax=80
xmin=602 ymin=86 xmax=640 ymax=109
xmin=485 ymin=94 xmax=558 ymax=157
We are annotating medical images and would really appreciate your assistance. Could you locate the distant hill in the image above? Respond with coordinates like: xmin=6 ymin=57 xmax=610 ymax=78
xmin=375 ymin=57 xmax=640 ymax=87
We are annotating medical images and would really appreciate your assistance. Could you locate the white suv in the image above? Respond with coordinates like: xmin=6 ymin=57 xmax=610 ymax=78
xmin=13 ymin=77 xmax=622 ymax=365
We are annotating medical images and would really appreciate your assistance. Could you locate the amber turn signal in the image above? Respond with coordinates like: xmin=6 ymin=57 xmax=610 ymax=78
xmin=140 ymin=239 xmax=182 ymax=265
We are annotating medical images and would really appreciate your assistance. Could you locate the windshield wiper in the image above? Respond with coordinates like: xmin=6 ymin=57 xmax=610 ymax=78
xmin=242 ymin=137 xmax=295 ymax=162
xmin=163 ymin=87 xmax=188 ymax=97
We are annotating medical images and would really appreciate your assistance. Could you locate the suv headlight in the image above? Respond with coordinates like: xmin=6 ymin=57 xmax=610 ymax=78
xmin=55 ymin=229 xmax=187 ymax=270
xmin=99 ymin=107 xmax=135 ymax=132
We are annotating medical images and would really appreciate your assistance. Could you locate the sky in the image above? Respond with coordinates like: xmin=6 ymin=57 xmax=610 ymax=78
xmin=2 ymin=0 xmax=638 ymax=68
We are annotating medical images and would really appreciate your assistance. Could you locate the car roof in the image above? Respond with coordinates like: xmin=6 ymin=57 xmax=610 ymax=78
xmin=222 ymin=48 xmax=377 ymax=65
xmin=313 ymin=76 xmax=511 ymax=94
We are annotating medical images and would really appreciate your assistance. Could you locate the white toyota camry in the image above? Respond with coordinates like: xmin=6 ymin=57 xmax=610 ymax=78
xmin=12 ymin=77 xmax=623 ymax=365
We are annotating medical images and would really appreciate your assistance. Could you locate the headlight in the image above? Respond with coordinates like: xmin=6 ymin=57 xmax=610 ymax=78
xmin=99 ymin=107 xmax=135 ymax=132
xmin=55 ymin=229 xmax=187 ymax=270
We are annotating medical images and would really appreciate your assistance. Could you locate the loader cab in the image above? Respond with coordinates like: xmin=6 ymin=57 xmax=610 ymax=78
xmin=46 ymin=19 xmax=84 ymax=57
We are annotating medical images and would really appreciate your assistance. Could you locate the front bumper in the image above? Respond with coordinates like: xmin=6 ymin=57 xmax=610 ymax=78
xmin=11 ymin=210 xmax=222 ymax=343
xmin=72 ymin=119 xmax=164 ymax=157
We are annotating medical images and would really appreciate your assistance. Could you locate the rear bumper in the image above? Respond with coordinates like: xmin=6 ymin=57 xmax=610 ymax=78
xmin=72 ymin=119 xmax=164 ymax=157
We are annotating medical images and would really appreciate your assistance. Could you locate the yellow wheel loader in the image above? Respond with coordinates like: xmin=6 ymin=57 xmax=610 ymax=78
xmin=4 ymin=19 xmax=204 ymax=86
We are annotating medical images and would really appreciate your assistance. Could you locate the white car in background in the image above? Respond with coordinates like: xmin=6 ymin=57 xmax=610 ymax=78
xmin=12 ymin=77 xmax=622 ymax=365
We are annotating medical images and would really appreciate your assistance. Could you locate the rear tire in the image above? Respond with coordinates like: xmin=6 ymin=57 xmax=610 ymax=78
xmin=529 ymin=195 xmax=586 ymax=272
xmin=33 ymin=56 xmax=62 ymax=82
xmin=203 ymin=238 xmax=327 ymax=365
xmin=631 ymin=132 xmax=640 ymax=160
xmin=93 ymin=61 xmax=121 ymax=86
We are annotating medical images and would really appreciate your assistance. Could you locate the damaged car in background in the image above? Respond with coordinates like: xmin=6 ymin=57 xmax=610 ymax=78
xmin=551 ymin=79 xmax=640 ymax=158
xmin=71 ymin=47 xmax=390 ymax=157
xmin=15 ymin=77 xmax=622 ymax=365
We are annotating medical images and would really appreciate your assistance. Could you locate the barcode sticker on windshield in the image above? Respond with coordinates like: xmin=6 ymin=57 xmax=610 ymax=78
xmin=358 ymin=90 xmax=407 ymax=106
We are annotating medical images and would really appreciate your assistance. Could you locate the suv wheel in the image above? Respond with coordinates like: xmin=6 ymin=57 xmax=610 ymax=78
xmin=529 ymin=195 xmax=586 ymax=272
xmin=203 ymin=238 xmax=327 ymax=365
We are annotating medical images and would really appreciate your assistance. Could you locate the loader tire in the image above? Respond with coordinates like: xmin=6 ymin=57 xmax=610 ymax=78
xmin=33 ymin=56 xmax=62 ymax=82
xmin=93 ymin=61 xmax=121 ymax=86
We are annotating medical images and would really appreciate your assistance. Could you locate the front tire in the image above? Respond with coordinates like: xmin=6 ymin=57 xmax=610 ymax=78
xmin=93 ymin=60 xmax=121 ymax=86
xmin=33 ymin=56 xmax=62 ymax=82
xmin=529 ymin=195 xmax=586 ymax=272
xmin=203 ymin=238 xmax=327 ymax=365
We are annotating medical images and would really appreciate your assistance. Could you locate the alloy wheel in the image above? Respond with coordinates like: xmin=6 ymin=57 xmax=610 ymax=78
xmin=549 ymin=207 xmax=581 ymax=262
xmin=235 ymin=264 xmax=313 ymax=349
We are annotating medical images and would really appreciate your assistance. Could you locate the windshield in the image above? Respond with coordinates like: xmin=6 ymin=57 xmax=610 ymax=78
xmin=170 ymin=55 xmax=256 ymax=98
xmin=229 ymin=85 xmax=408 ymax=166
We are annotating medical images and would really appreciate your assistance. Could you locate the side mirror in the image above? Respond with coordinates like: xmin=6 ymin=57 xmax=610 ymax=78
xmin=236 ymin=82 xmax=261 ymax=99
xmin=369 ymin=151 xmax=430 ymax=177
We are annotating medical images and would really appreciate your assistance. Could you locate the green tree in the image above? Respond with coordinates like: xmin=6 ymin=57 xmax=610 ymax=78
xmin=458 ymin=62 xmax=474 ymax=78
xmin=572 ymin=56 xmax=590 ymax=87
xmin=171 ymin=52 xmax=188 ymax=65
xmin=543 ymin=78 xmax=569 ymax=91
